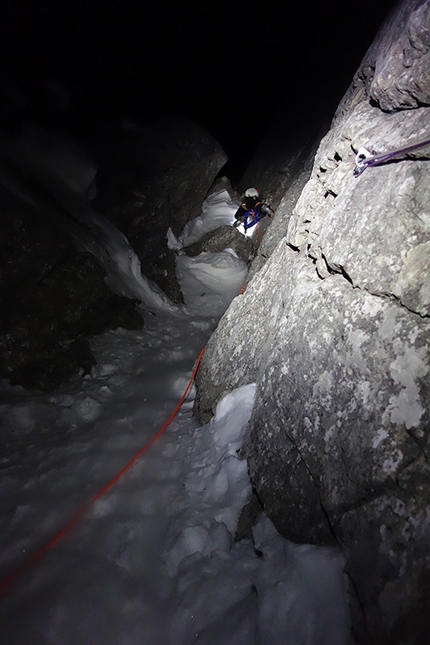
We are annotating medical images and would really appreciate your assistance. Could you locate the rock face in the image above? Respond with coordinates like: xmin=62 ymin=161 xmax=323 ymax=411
xmin=0 ymin=200 xmax=144 ymax=391
xmin=369 ymin=0 xmax=430 ymax=110
xmin=93 ymin=117 xmax=228 ymax=276
xmin=195 ymin=0 xmax=430 ymax=641
xmin=0 ymin=115 xmax=225 ymax=391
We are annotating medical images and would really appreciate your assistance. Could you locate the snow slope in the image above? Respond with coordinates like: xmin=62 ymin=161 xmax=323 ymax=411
xmin=0 ymin=190 xmax=350 ymax=644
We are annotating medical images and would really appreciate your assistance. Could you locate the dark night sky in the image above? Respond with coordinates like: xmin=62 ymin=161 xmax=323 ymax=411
xmin=2 ymin=0 xmax=399 ymax=173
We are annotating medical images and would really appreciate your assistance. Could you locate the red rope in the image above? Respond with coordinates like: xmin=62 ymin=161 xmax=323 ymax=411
xmin=256 ymin=224 xmax=262 ymax=243
xmin=0 ymin=347 xmax=205 ymax=597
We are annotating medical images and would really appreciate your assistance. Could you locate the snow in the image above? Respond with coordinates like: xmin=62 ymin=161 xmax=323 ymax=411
xmin=177 ymin=248 xmax=247 ymax=317
xmin=0 ymin=191 xmax=350 ymax=644
xmin=168 ymin=189 xmax=239 ymax=250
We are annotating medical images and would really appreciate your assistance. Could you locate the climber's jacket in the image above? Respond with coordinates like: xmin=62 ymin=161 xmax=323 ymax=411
xmin=234 ymin=195 xmax=273 ymax=230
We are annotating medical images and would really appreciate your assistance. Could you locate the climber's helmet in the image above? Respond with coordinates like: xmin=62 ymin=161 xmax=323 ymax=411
xmin=244 ymin=187 xmax=259 ymax=198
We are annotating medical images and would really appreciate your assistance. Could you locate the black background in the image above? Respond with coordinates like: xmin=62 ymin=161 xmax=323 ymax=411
xmin=2 ymin=0 xmax=399 ymax=175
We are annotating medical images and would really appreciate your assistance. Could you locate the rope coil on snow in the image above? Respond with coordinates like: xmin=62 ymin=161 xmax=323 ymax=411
xmin=0 ymin=347 xmax=205 ymax=597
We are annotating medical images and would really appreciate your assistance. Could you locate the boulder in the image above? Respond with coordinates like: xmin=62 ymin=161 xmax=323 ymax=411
xmin=184 ymin=225 xmax=253 ymax=264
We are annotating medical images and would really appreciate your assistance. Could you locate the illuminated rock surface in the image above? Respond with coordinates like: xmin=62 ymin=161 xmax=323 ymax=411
xmin=195 ymin=1 xmax=430 ymax=641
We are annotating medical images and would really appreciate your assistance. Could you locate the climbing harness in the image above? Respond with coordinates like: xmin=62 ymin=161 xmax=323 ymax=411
xmin=243 ymin=208 xmax=261 ymax=230
xmin=354 ymin=136 xmax=430 ymax=177
xmin=0 ymin=348 xmax=205 ymax=596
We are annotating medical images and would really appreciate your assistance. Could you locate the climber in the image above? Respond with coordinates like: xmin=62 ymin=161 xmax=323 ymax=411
xmin=233 ymin=187 xmax=274 ymax=231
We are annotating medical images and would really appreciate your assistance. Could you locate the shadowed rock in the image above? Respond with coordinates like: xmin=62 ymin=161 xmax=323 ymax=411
xmin=184 ymin=225 xmax=253 ymax=264
xmin=92 ymin=117 xmax=228 ymax=274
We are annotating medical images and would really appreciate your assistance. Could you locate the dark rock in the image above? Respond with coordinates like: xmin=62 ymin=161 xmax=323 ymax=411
xmin=144 ymin=249 xmax=184 ymax=304
xmin=83 ymin=294 xmax=145 ymax=336
xmin=206 ymin=175 xmax=235 ymax=198
xmin=0 ymin=198 xmax=66 ymax=299
xmin=6 ymin=337 xmax=97 ymax=392
xmin=184 ymin=225 xmax=253 ymax=263
xmin=92 ymin=117 xmax=228 ymax=276
xmin=0 ymin=207 xmax=143 ymax=392
xmin=234 ymin=490 xmax=264 ymax=542
xmin=238 ymin=105 xmax=329 ymax=216
xmin=0 ymin=114 xmax=228 ymax=391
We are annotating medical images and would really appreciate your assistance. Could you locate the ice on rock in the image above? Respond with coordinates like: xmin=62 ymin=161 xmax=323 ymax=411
xmin=206 ymin=456 xmax=249 ymax=503
xmin=209 ymin=464 xmax=230 ymax=498
xmin=170 ymin=189 xmax=246 ymax=316
xmin=178 ymin=248 xmax=246 ymax=293
xmin=167 ymin=544 xmax=260 ymax=645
